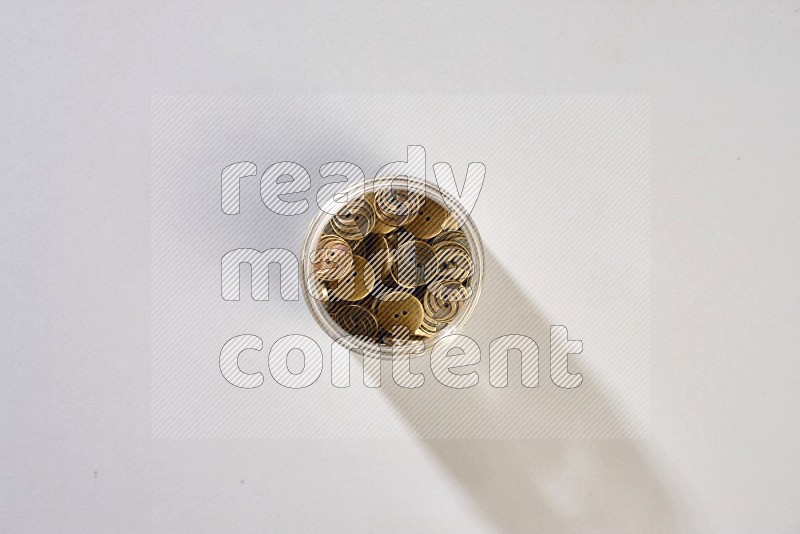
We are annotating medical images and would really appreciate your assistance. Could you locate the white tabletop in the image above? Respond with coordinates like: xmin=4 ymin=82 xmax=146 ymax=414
xmin=1 ymin=2 xmax=798 ymax=532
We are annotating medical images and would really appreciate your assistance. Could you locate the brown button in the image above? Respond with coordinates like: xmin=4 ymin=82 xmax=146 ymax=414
xmin=307 ymin=275 xmax=331 ymax=302
xmin=384 ymin=229 xmax=415 ymax=252
xmin=404 ymin=196 xmax=450 ymax=240
xmin=335 ymin=304 xmax=379 ymax=339
xmin=390 ymin=240 xmax=436 ymax=288
xmin=329 ymin=255 xmax=376 ymax=301
xmin=325 ymin=300 xmax=345 ymax=320
xmin=330 ymin=198 xmax=375 ymax=241
xmin=312 ymin=234 xmax=354 ymax=282
xmin=377 ymin=291 xmax=424 ymax=335
xmin=376 ymin=269 xmax=399 ymax=290
xmin=361 ymin=294 xmax=381 ymax=315
xmin=354 ymin=234 xmax=391 ymax=279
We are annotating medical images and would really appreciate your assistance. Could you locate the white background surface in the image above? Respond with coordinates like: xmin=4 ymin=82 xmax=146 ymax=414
xmin=1 ymin=1 xmax=799 ymax=532
xmin=150 ymin=95 xmax=650 ymax=439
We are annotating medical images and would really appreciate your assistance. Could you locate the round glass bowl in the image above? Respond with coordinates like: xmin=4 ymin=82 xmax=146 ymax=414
xmin=301 ymin=177 xmax=484 ymax=358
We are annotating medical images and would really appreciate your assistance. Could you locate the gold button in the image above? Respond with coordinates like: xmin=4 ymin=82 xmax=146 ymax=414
xmin=361 ymin=294 xmax=381 ymax=315
xmin=312 ymin=234 xmax=354 ymax=282
xmin=330 ymin=198 xmax=375 ymax=241
xmin=417 ymin=316 xmax=447 ymax=338
xmin=432 ymin=229 xmax=469 ymax=249
xmin=422 ymin=285 xmax=462 ymax=322
xmin=384 ymin=229 xmax=415 ymax=252
xmin=329 ymin=255 xmax=376 ymax=301
xmin=377 ymin=291 xmax=424 ymax=335
xmin=308 ymin=275 xmax=331 ymax=302
xmin=335 ymin=304 xmax=379 ymax=339
xmin=325 ymin=300 xmax=345 ymax=319
xmin=418 ymin=283 xmax=463 ymax=337
xmin=404 ymin=196 xmax=450 ymax=240
xmin=364 ymin=191 xmax=398 ymax=234
xmin=354 ymin=234 xmax=391 ymax=279
xmin=373 ymin=186 xmax=425 ymax=227
xmin=372 ymin=218 xmax=395 ymax=235
xmin=390 ymin=240 xmax=436 ymax=288
xmin=431 ymin=240 xmax=474 ymax=283
xmin=427 ymin=279 xmax=473 ymax=304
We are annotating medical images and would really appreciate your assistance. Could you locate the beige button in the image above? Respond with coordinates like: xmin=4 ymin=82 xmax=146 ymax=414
xmin=335 ymin=304 xmax=379 ymax=339
xmin=312 ymin=234 xmax=354 ymax=282
xmin=404 ymin=196 xmax=450 ymax=240
xmin=329 ymin=255 xmax=376 ymax=301
xmin=377 ymin=291 xmax=424 ymax=335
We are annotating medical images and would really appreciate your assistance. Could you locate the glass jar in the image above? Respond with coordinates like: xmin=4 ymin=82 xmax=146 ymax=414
xmin=301 ymin=177 xmax=484 ymax=358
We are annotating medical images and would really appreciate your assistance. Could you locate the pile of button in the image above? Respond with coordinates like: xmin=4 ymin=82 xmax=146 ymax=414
xmin=309 ymin=186 xmax=475 ymax=346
